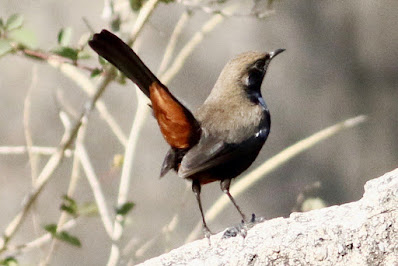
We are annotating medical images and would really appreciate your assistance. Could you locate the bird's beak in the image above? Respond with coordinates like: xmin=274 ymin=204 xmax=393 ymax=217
xmin=269 ymin=48 xmax=286 ymax=59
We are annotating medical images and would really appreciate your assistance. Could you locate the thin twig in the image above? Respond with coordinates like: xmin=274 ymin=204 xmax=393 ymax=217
xmin=132 ymin=212 xmax=179 ymax=258
xmin=0 ymin=67 xmax=115 ymax=253
xmin=131 ymin=183 xmax=190 ymax=258
xmin=185 ymin=115 xmax=368 ymax=243
xmin=23 ymin=65 xmax=46 ymax=259
xmin=0 ymin=146 xmax=73 ymax=156
xmin=0 ymin=132 xmax=70 ymax=252
xmin=101 ymin=0 xmax=114 ymax=19
xmin=106 ymin=0 xmax=162 ymax=264
xmin=77 ymin=143 xmax=114 ymax=237
xmin=113 ymin=10 xmax=192 ymax=261
xmin=157 ymin=11 xmax=191 ymax=75
xmin=127 ymin=0 xmax=161 ymax=46
xmin=135 ymin=237 xmax=159 ymax=258
xmin=48 ymin=60 xmax=128 ymax=147
xmin=42 ymin=114 xmax=87 ymax=265
xmin=21 ymin=48 xmax=95 ymax=72
xmin=177 ymin=0 xmax=275 ymax=18
xmin=160 ymin=13 xmax=224 ymax=84
xmin=24 ymin=65 xmax=39 ymax=183
xmin=111 ymin=89 xmax=149 ymax=238
xmin=4 ymin=219 xmax=78 ymax=256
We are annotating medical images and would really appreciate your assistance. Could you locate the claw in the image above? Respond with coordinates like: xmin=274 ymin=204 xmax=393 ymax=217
xmin=222 ymin=213 xmax=266 ymax=239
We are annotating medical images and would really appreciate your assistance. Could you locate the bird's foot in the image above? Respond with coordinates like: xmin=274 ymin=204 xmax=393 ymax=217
xmin=222 ymin=222 xmax=247 ymax=239
xmin=203 ymin=225 xmax=214 ymax=245
xmin=222 ymin=213 xmax=265 ymax=239
xmin=249 ymin=213 xmax=266 ymax=225
xmin=203 ymin=227 xmax=213 ymax=239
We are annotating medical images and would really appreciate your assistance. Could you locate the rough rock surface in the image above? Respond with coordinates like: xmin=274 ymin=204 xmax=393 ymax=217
xmin=140 ymin=168 xmax=398 ymax=265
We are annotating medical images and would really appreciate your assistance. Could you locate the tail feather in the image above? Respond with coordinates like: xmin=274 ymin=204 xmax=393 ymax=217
xmin=89 ymin=30 xmax=202 ymax=151
xmin=89 ymin=30 xmax=158 ymax=97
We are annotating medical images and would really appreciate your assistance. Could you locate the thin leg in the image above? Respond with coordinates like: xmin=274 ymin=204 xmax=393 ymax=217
xmin=192 ymin=180 xmax=212 ymax=237
xmin=220 ymin=179 xmax=246 ymax=222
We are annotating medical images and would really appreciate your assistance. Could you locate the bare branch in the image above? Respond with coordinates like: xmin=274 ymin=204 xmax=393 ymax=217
xmin=127 ymin=0 xmax=161 ymax=46
xmin=49 ymin=61 xmax=128 ymax=147
xmin=106 ymin=0 xmax=163 ymax=264
xmin=42 ymin=114 xmax=87 ymax=265
xmin=4 ymin=219 xmax=78 ymax=256
xmin=77 ymin=143 xmax=114 ymax=237
xmin=23 ymin=65 xmax=39 ymax=183
xmin=160 ymin=12 xmax=226 ymax=84
xmin=0 ymin=67 xmax=115 ymax=253
xmin=20 ymin=48 xmax=95 ymax=72
xmin=158 ymin=11 xmax=191 ymax=75
xmin=0 ymin=146 xmax=73 ymax=156
xmin=177 ymin=0 xmax=275 ymax=18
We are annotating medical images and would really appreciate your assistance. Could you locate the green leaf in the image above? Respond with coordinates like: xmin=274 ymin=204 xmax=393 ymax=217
xmin=116 ymin=72 xmax=127 ymax=84
xmin=43 ymin=223 xmax=81 ymax=247
xmin=112 ymin=154 xmax=124 ymax=168
xmin=5 ymin=14 xmax=24 ymax=31
xmin=61 ymin=205 xmax=76 ymax=215
xmin=58 ymin=27 xmax=72 ymax=46
xmin=98 ymin=56 xmax=107 ymax=66
xmin=90 ymin=68 xmax=102 ymax=78
xmin=8 ymin=28 xmax=38 ymax=49
xmin=0 ymin=257 xmax=18 ymax=266
xmin=61 ymin=195 xmax=78 ymax=216
xmin=110 ymin=16 xmax=121 ymax=32
xmin=0 ymin=18 xmax=4 ymax=29
xmin=77 ymin=50 xmax=91 ymax=60
xmin=116 ymin=202 xmax=135 ymax=216
xmin=78 ymin=202 xmax=98 ymax=216
xmin=43 ymin=224 xmax=57 ymax=235
xmin=160 ymin=0 xmax=175 ymax=3
xmin=130 ymin=0 xmax=144 ymax=11
xmin=56 ymin=231 xmax=82 ymax=247
xmin=0 ymin=40 xmax=13 ymax=57
xmin=53 ymin=46 xmax=78 ymax=61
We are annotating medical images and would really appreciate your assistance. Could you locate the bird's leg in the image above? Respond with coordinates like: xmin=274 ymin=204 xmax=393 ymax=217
xmin=220 ymin=179 xmax=247 ymax=222
xmin=192 ymin=180 xmax=212 ymax=238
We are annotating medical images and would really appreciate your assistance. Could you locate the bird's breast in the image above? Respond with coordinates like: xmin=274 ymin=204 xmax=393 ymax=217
xmin=195 ymin=102 xmax=267 ymax=143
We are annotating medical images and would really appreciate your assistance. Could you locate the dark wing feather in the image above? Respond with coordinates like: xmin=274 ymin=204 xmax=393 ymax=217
xmin=178 ymin=128 xmax=269 ymax=179
xmin=178 ymin=135 xmax=239 ymax=178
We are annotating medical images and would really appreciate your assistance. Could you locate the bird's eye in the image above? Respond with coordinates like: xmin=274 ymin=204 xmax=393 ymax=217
xmin=253 ymin=59 xmax=266 ymax=70
xmin=243 ymin=58 xmax=267 ymax=89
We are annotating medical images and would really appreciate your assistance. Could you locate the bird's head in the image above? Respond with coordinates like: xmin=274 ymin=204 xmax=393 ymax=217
xmin=208 ymin=49 xmax=285 ymax=104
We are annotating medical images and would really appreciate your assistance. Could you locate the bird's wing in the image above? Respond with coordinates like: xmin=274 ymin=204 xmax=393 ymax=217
xmin=178 ymin=123 xmax=271 ymax=179
xmin=178 ymin=135 xmax=233 ymax=178
xmin=178 ymin=130 xmax=265 ymax=179
xmin=89 ymin=30 xmax=201 ymax=149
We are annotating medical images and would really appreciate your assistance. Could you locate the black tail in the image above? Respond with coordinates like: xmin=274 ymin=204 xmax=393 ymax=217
xmin=89 ymin=30 xmax=159 ymax=97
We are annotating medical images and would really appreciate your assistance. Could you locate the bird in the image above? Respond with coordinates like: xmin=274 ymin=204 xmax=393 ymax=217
xmin=89 ymin=29 xmax=285 ymax=237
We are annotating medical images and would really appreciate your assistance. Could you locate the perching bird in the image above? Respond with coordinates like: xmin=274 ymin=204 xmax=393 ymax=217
xmin=89 ymin=30 xmax=284 ymax=236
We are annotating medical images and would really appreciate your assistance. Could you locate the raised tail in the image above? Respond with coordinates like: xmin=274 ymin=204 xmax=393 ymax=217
xmin=89 ymin=29 xmax=158 ymax=97
xmin=89 ymin=30 xmax=202 ymax=151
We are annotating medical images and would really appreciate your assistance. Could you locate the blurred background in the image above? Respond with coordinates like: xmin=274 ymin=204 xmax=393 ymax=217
xmin=0 ymin=0 xmax=397 ymax=264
